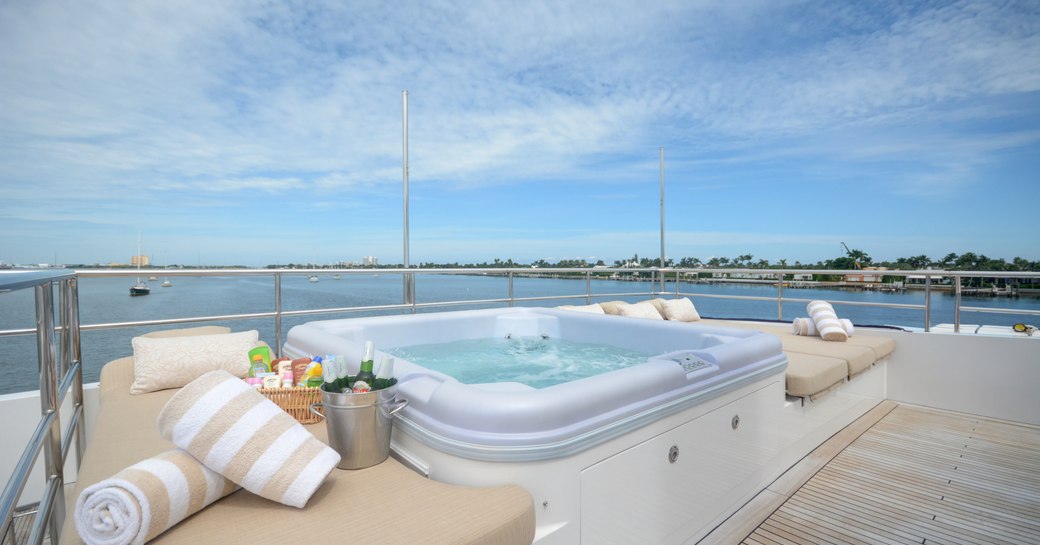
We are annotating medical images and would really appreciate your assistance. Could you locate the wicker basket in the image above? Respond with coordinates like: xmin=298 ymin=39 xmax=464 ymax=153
xmin=259 ymin=386 xmax=324 ymax=424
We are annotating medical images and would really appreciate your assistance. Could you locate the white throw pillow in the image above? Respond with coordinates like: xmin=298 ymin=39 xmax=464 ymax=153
xmin=660 ymin=298 xmax=701 ymax=322
xmin=556 ymin=304 xmax=606 ymax=314
xmin=131 ymin=330 xmax=260 ymax=394
xmin=616 ymin=302 xmax=665 ymax=320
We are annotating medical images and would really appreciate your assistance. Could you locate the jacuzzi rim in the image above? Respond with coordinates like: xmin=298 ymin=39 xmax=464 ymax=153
xmin=393 ymin=357 xmax=788 ymax=462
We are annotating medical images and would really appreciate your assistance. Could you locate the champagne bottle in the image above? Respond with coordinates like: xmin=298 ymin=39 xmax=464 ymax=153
xmin=373 ymin=357 xmax=396 ymax=390
xmin=333 ymin=355 xmax=351 ymax=392
xmin=353 ymin=341 xmax=376 ymax=392
xmin=321 ymin=356 xmax=336 ymax=392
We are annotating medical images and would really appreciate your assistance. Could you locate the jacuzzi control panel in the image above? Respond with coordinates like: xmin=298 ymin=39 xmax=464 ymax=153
xmin=671 ymin=354 xmax=712 ymax=374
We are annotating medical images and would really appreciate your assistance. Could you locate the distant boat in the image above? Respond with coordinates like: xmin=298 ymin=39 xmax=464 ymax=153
xmin=308 ymin=275 xmax=319 ymax=283
xmin=130 ymin=233 xmax=150 ymax=296
xmin=333 ymin=274 xmax=341 ymax=280
xmin=148 ymin=276 xmax=158 ymax=281
xmin=161 ymin=277 xmax=172 ymax=287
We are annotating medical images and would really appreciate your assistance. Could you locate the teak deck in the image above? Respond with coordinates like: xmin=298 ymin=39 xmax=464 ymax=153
xmin=709 ymin=402 xmax=1040 ymax=545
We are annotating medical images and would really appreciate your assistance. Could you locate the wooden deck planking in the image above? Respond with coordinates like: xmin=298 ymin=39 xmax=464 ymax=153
xmin=739 ymin=405 xmax=1040 ymax=545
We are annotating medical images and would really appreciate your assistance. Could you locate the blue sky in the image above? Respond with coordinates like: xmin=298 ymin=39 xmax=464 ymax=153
xmin=2 ymin=1 xmax=1039 ymax=267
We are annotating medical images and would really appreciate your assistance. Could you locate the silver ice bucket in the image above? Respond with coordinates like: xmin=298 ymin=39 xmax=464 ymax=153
xmin=310 ymin=385 xmax=408 ymax=470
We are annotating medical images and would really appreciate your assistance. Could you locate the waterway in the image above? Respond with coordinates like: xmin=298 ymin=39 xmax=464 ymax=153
xmin=1 ymin=273 xmax=1037 ymax=394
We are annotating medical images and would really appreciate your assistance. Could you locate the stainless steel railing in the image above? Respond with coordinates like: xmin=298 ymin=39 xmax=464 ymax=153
xmin=0 ymin=270 xmax=84 ymax=545
xmin=1 ymin=266 xmax=1039 ymax=544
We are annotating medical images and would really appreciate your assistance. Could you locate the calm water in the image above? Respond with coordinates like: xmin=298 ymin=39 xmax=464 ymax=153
xmin=386 ymin=336 xmax=651 ymax=389
xmin=1 ymin=273 xmax=1037 ymax=394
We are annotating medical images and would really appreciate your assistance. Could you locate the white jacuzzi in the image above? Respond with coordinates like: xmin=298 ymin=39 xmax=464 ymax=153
xmin=284 ymin=307 xmax=789 ymax=544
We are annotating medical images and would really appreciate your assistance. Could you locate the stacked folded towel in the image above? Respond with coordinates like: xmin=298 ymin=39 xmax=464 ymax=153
xmin=805 ymin=300 xmax=849 ymax=342
xmin=792 ymin=316 xmax=854 ymax=337
xmin=77 ymin=370 xmax=341 ymax=545
xmin=75 ymin=449 xmax=238 ymax=545
xmin=157 ymin=369 xmax=340 ymax=508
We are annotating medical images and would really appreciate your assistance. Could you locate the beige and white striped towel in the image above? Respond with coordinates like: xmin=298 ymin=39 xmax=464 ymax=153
xmin=157 ymin=370 xmax=340 ymax=508
xmin=792 ymin=316 xmax=854 ymax=337
xmin=75 ymin=449 xmax=238 ymax=545
xmin=806 ymin=300 xmax=849 ymax=342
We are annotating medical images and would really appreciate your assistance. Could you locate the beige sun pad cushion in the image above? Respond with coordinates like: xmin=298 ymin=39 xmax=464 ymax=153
xmin=779 ymin=334 xmax=877 ymax=377
xmin=63 ymin=357 xmax=534 ymax=545
xmin=784 ymin=353 xmax=848 ymax=398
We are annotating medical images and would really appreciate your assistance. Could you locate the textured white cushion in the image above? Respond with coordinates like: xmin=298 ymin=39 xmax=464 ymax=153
xmin=130 ymin=330 xmax=260 ymax=394
xmin=616 ymin=302 xmax=664 ymax=320
xmin=660 ymin=298 xmax=700 ymax=322
xmin=556 ymin=304 xmax=606 ymax=314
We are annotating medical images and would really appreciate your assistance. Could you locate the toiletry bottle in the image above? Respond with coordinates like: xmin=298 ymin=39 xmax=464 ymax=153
xmin=373 ymin=357 xmax=395 ymax=390
xmin=353 ymin=341 xmax=376 ymax=392
xmin=249 ymin=354 xmax=268 ymax=378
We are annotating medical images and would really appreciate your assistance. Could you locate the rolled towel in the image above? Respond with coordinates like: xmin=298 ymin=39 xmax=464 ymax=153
xmin=157 ymin=370 xmax=340 ymax=508
xmin=792 ymin=317 xmax=817 ymax=336
xmin=807 ymin=300 xmax=848 ymax=342
xmin=792 ymin=316 xmax=854 ymax=337
xmin=75 ymin=449 xmax=238 ymax=545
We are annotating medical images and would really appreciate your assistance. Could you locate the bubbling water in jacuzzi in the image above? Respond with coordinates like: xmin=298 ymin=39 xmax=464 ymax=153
xmin=385 ymin=336 xmax=652 ymax=388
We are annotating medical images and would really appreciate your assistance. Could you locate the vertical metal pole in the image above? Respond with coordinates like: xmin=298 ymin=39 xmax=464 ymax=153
xmin=954 ymin=275 xmax=962 ymax=333
xmin=508 ymin=272 xmax=514 ymax=307
xmin=35 ymin=283 xmax=64 ymax=540
xmin=585 ymin=271 xmax=592 ymax=305
xmin=274 ymin=273 xmax=282 ymax=357
xmin=674 ymin=270 xmax=680 ymax=297
xmin=924 ymin=274 xmax=932 ymax=332
xmin=659 ymin=147 xmax=665 ymax=295
xmin=65 ymin=277 xmax=86 ymax=463
xmin=777 ymin=272 xmax=784 ymax=321
xmin=402 ymin=90 xmax=414 ymax=307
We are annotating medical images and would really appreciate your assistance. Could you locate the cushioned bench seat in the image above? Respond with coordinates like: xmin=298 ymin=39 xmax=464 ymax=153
xmin=697 ymin=318 xmax=894 ymax=378
xmin=60 ymin=327 xmax=535 ymax=545
xmin=589 ymin=304 xmax=896 ymax=399
xmin=783 ymin=353 xmax=849 ymax=399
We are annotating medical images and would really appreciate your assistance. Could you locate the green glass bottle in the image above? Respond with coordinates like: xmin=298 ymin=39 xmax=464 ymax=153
xmin=352 ymin=341 xmax=376 ymax=392
xmin=373 ymin=357 xmax=396 ymax=390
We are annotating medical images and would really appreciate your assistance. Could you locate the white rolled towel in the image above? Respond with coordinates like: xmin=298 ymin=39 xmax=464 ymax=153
xmin=807 ymin=300 xmax=848 ymax=342
xmin=157 ymin=370 xmax=340 ymax=508
xmin=75 ymin=449 xmax=238 ymax=545
xmin=792 ymin=316 xmax=853 ymax=337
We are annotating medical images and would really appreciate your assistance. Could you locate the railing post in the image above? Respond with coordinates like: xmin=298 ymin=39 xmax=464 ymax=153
xmin=508 ymin=272 xmax=515 ymax=307
xmin=924 ymin=275 xmax=932 ymax=332
xmin=674 ymin=270 xmax=680 ymax=298
xmin=64 ymin=277 xmax=86 ymax=464
xmin=777 ymin=272 xmax=784 ymax=321
xmin=585 ymin=271 xmax=592 ymax=305
xmin=954 ymin=275 xmax=962 ymax=333
xmin=274 ymin=273 xmax=282 ymax=357
xmin=35 ymin=282 xmax=65 ymax=540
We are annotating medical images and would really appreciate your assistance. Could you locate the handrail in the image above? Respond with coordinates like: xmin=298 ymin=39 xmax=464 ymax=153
xmin=0 ymin=270 xmax=80 ymax=544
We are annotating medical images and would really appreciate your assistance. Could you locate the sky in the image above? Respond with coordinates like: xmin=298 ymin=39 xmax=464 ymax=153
xmin=2 ymin=0 xmax=1039 ymax=267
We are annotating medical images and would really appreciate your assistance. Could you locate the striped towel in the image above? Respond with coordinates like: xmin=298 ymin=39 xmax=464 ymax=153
xmin=75 ymin=449 xmax=238 ymax=545
xmin=157 ymin=370 xmax=340 ymax=508
xmin=806 ymin=300 xmax=849 ymax=342
xmin=792 ymin=317 xmax=854 ymax=337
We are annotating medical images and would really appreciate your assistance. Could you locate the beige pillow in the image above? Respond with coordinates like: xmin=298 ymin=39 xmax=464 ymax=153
xmin=130 ymin=330 xmax=260 ymax=394
xmin=598 ymin=301 xmax=628 ymax=315
xmin=556 ymin=303 xmax=606 ymax=314
xmin=616 ymin=302 xmax=664 ymax=320
xmin=660 ymin=298 xmax=701 ymax=322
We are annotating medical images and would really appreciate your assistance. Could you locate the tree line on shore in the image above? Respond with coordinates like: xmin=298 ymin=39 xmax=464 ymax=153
xmin=403 ymin=250 xmax=1039 ymax=272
